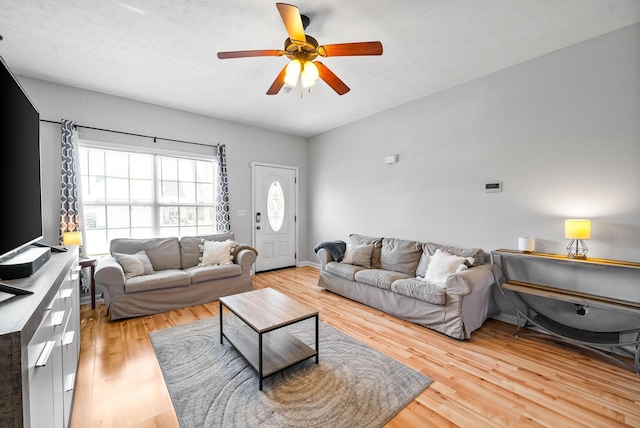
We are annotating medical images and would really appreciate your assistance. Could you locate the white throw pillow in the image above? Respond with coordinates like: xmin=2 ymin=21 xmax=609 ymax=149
xmin=198 ymin=239 xmax=236 ymax=266
xmin=423 ymin=249 xmax=474 ymax=287
xmin=113 ymin=250 xmax=155 ymax=279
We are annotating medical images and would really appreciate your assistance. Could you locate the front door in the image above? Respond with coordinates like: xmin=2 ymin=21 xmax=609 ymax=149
xmin=252 ymin=162 xmax=297 ymax=272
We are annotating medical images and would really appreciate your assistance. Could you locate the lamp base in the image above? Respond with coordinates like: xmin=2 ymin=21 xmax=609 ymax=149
xmin=566 ymin=239 xmax=588 ymax=260
xmin=567 ymin=253 xmax=587 ymax=260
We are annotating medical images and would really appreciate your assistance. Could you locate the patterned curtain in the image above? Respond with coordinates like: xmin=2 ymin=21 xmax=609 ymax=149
xmin=60 ymin=119 xmax=86 ymax=258
xmin=215 ymin=144 xmax=231 ymax=233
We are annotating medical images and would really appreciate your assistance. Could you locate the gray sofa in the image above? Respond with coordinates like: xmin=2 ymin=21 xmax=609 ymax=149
xmin=95 ymin=233 xmax=257 ymax=320
xmin=316 ymin=234 xmax=501 ymax=339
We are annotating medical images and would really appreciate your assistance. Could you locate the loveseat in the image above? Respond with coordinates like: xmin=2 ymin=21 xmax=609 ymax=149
xmin=315 ymin=234 xmax=501 ymax=339
xmin=95 ymin=233 xmax=257 ymax=320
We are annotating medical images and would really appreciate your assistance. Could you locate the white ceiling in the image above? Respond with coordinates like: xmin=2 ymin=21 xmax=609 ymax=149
xmin=1 ymin=1 xmax=639 ymax=138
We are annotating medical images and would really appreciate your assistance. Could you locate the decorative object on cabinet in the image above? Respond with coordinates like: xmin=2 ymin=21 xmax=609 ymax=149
xmin=0 ymin=249 xmax=80 ymax=427
xmin=62 ymin=231 xmax=82 ymax=246
xmin=518 ymin=237 xmax=535 ymax=252
xmin=564 ymin=219 xmax=591 ymax=259
xmin=491 ymin=249 xmax=640 ymax=374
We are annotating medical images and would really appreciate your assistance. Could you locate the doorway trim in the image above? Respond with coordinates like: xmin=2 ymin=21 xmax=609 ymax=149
xmin=250 ymin=161 xmax=299 ymax=270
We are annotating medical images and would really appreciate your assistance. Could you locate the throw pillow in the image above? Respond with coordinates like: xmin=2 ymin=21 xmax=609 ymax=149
xmin=341 ymin=243 xmax=375 ymax=268
xmin=113 ymin=250 xmax=155 ymax=279
xmin=423 ymin=249 xmax=474 ymax=287
xmin=198 ymin=239 xmax=237 ymax=266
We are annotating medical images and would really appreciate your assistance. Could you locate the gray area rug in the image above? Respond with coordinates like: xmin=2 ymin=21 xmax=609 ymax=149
xmin=150 ymin=315 xmax=433 ymax=428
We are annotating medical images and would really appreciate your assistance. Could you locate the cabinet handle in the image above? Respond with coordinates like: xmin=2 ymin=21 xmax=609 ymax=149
xmin=64 ymin=373 xmax=76 ymax=392
xmin=52 ymin=311 xmax=65 ymax=326
xmin=35 ymin=341 xmax=56 ymax=367
xmin=62 ymin=330 xmax=75 ymax=346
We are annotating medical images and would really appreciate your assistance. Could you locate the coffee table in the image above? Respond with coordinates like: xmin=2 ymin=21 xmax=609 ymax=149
xmin=219 ymin=287 xmax=319 ymax=390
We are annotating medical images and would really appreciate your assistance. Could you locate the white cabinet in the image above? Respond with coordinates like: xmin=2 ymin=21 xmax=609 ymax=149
xmin=0 ymin=249 xmax=80 ymax=428
xmin=61 ymin=265 xmax=80 ymax=427
xmin=26 ymin=298 xmax=57 ymax=428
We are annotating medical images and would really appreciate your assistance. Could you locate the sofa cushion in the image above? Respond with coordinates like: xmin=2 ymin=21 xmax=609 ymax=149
xmin=348 ymin=234 xmax=383 ymax=269
xmin=416 ymin=242 xmax=486 ymax=277
xmin=113 ymin=251 xmax=155 ymax=279
xmin=380 ymin=238 xmax=422 ymax=276
xmin=185 ymin=264 xmax=242 ymax=283
xmin=180 ymin=233 xmax=235 ymax=268
xmin=325 ymin=261 xmax=365 ymax=281
xmin=354 ymin=269 xmax=412 ymax=291
xmin=111 ymin=237 xmax=181 ymax=271
xmin=391 ymin=278 xmax=446 ymax=305
xmin=341 ymin=243 xmax=375 ymax=268
xmin=124 ymin=269 xmax=191 ymax=293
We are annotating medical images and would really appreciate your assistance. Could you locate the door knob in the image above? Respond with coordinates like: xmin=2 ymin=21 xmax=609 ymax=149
xmin=256 ymin=226 xmax=261 ymax=230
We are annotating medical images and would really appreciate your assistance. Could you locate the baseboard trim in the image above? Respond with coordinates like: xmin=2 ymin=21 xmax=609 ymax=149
xmin=298 ymin=260 xmax=320 ymax=269
xmin=491 ymin=312 xmax=518 ymax=325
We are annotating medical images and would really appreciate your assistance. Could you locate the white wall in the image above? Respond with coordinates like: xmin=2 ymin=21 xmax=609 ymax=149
xmin=18 ymin=77 xmax=309 ymax=256
xmin=308 ymin=23 xmax=640 ymax=263
xmin=308 ymin=24 xmax=640 ymax=326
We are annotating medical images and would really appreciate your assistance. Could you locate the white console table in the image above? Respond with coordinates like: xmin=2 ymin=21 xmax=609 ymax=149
xmin=0 ymin=248 xmax=80 ymax=427
xmin=491 ymin=249 xmax=640 ymax=374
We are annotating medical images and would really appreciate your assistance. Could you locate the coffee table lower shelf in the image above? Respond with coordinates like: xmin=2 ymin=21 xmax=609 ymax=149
xmin=222 ymin=322 xmax=317 ymax=389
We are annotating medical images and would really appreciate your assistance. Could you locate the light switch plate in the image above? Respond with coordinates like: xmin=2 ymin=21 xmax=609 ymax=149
xmin=237 ymin=209 xmax=247 ymax=216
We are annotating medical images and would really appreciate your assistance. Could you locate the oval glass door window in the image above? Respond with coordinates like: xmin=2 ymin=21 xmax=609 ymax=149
xmin=267 ymin=180 xmax=285 ymax=232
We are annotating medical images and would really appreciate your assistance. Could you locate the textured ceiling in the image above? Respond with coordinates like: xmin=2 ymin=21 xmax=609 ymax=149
xmin=1 ymin=1 xmax=639 ymax=137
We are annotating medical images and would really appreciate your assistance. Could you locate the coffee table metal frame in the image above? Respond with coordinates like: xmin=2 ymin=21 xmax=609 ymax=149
xmin=219 ymin=288 xmax=319 ymax=390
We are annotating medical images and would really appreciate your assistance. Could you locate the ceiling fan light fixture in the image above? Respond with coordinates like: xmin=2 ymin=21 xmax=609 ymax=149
xmin=300 ymin=61 xmax=319 ymax=88
xmin=218 ymin=3 xmax=382 ymax=96
xmin=284 ymin=59 xmax=301 ymax=86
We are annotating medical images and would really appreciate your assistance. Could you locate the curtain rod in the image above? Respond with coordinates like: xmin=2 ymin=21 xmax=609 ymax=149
xmin=40 ymin=119 xmax=217 ymax=149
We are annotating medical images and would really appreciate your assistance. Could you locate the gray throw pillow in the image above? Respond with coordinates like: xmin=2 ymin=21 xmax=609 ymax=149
xmin=113 ymin=250 xmax=155 ymax=279
xmin=348 ymin=234 xmax=383 ymax=268
xmin=341 ymin=243 xmax=375 ymax=268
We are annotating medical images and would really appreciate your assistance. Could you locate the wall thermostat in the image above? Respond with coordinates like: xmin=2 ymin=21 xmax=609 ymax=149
xmin=484 ymin=181 xmax=502 ymax=193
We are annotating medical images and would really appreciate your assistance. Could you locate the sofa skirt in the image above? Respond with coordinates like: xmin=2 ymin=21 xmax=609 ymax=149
xmin=318 ymin=271 xmax=494 ymax=340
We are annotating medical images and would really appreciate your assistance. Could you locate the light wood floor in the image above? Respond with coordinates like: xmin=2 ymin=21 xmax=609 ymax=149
xmin=71 ymin=266 xmax=640 ymax=427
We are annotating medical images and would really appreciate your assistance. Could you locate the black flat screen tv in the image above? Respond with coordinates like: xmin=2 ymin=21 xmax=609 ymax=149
xmin=0 ymin=55 xmax=43 ymax=263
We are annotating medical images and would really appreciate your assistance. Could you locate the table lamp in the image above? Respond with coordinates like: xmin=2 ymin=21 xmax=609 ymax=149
xmin=62 ymin=231 xmax=82 ymax=246
xmin=565 ymin=219 xmax=590 ymax=259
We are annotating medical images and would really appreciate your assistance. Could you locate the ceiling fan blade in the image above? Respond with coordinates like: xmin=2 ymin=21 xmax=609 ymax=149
xmin=276 ymin=3 xmax=306 ymax=43
xmin=266 ymin=64 xmax=288 ymax=95
xmin=315 ymin=61 xmax=350 ymax=95
xmin=317 ymin=41 xmax=383 ymax=57
xmin=217 ymin=50 xmax=284 ymax=59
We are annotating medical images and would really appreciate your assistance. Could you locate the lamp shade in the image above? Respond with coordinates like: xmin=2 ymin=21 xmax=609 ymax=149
xmin=564 ymin=219 xmax=591 ymax=240
xmin=62 ymin=231 xmax=82 ymax=246
xmin=284 ymin=59 xmax=301 ymax=86
xmin=300 ymin=61 xmax=319 ymax=88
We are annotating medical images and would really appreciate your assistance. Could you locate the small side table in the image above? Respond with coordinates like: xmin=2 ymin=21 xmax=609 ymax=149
xmin=79 ymin=258 xmax=97 ymax=309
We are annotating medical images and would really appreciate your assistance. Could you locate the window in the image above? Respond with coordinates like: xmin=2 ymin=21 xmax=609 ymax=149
xmin=267 ymin=180 xmax=285 ymax=232
xmin=79 ymin=146 xmax=217 ymax=255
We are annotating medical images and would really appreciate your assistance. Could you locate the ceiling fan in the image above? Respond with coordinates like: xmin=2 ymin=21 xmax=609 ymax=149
xmin=217 ymin=3 xmax=383 ymax=96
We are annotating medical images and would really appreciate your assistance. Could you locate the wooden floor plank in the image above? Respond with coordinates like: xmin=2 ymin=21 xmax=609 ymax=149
xmin=71 ymin=266 xmax=640 ymax=427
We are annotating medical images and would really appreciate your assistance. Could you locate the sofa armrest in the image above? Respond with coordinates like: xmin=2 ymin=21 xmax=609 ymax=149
xmin=94 ymin=255 xmax=125 ymax=290
xmin=445 ymin=263 xmax=501 ymax=296
xmin=235 ymin=248 xmax=257 ymax=270
xmin=316 ymin=248 xmax=333 ymax=270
